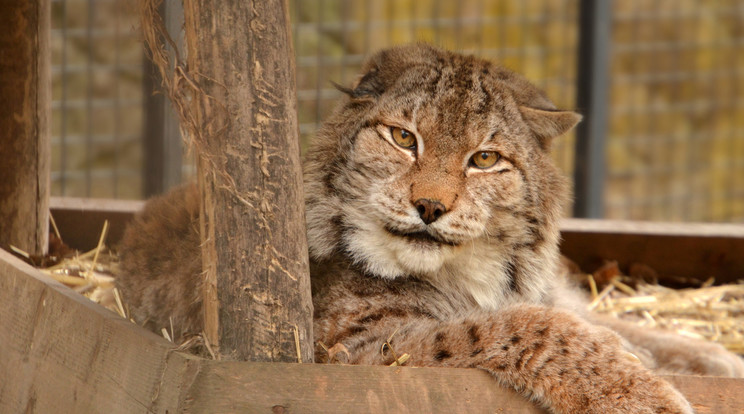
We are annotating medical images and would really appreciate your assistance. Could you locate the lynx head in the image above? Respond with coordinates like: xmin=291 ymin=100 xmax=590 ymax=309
xmin=304 ymin=44 xmax=580 ymax=308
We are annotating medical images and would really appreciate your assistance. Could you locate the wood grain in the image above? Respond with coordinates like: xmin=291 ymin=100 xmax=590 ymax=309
xmin=0 ymin=0 xmax=50 ymax=256
xmin=180 ymin=0 xmax=314 ymax=362
xmin=0 ymin=248 xmax=181 ymax=413
xmin=560 ymin=219 xmax=744 ymax=284
xmin=50 ymin=197 xmax=143 ymax=251
xmin=183 ymin=361 xmax=548 ymax=413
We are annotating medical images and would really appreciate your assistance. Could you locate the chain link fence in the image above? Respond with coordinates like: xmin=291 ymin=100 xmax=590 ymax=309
xmin=50 ymin=0 xmax=744 ymax=223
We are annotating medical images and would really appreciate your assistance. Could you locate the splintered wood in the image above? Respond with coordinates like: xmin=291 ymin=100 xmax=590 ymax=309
xmin=580 ymin=261 xmax=744 ymax=355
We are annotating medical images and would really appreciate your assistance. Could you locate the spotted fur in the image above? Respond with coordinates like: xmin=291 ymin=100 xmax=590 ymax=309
xmin=118 ymin=45 xmax=743 ymax=414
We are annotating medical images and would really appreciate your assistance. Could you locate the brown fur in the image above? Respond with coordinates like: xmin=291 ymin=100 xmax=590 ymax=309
xmin=117 ymin=182 xmax=202 ymax=341
xmin=117 ymin=45 xmax=743 ymax=413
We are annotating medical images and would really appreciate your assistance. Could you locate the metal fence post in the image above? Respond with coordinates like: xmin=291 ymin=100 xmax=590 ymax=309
xmin=143 ymin=0 xmax=184 ymax=197
xmin=573 ymin=0 xmax=612 ymax=218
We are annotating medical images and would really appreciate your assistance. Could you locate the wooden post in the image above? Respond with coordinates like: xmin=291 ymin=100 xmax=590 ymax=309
xmin=0 ymin=0 xmax=50 ymax=256
xmin=182 ymin=0 xmax=314 ymax=362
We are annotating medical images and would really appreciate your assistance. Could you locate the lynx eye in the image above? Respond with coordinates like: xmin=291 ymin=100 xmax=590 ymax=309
xmin=390 ymin=127 xmax=416 ymax=149
xmin=470 ymin=151 xmax=501 ymax=169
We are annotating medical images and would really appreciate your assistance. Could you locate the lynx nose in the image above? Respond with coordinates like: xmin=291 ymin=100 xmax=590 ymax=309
xmin=414 ymin=198 xmax=447 ymax=224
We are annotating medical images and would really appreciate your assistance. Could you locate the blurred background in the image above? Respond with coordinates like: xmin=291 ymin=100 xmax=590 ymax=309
xmin=50 ymin=0 xmax=744 ymax=222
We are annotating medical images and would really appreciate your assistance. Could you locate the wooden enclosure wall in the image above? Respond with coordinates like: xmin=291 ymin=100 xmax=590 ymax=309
xmin=3 ymin=243 xmax=744 ymax=413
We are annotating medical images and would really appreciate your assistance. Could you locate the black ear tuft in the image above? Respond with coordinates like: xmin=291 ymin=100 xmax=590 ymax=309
xmin=351 ymin=69 xmax=385 ymax=98
xmin=331 ymin=81 xmax=355 ymax=96
xmin=333 ymin=67 xmax=385 ymax=101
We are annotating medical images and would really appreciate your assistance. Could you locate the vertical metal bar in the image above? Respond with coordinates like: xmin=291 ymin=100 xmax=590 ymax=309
xmin=559 ymin=0 xmax=576 ymax=172
xmin=143 ymin=0 xmax=183 ymax=197
xmin=142 ymin=51 xmax=164 ymax=197
xmin=669 ymin=4 xmax=685 ymax=220
xmin=572 ymin=0 xmax=612 ymax=218
xmin=645 ymin=4 xmax=662 ymax=220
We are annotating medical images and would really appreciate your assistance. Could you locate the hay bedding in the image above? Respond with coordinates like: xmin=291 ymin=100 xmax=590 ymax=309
xmin=11 ymin=220 xmax=125 ymax=319
xmin=565 ymin=258 xmax=744 ymax=355
xmin=12 ymin=220 xmax=744 ymax=356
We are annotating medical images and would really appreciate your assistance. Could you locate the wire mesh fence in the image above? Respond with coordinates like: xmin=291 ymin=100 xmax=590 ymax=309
xmin=606 ymin=1 xmax=744 ymax=222
xmin=290 ymin=0 xmax=580 ymax=177
xmin=51 ymin=0 xmax=144 ymax=199
xmin=49 ymin=0 xmax=744 ymax=223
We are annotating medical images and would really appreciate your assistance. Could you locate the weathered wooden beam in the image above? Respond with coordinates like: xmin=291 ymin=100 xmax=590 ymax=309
xmin=0 ymin=0 xmax=51 ymax=256
xmin=183 ymin=361 xmax=546 ymax=413
xmin=180 ymin=0 xmax=314 ymax=362
xmin=0 ymin=248 xmax=183 ymax=413
xmin=181 ymin=362 xmax=744 ymax=414
xmin=561 ymin=218 xmax=744 ymax=284
xmin=50 ymin=196 xmax=143 ymax=251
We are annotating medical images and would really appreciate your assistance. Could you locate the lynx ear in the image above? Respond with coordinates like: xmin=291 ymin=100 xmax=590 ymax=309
xmin=519 ymin=106 xmax=582 ymax=150
xmin=333 ymin=68 xmax=385 ymax=102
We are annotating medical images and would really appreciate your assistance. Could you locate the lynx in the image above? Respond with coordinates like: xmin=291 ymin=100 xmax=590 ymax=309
xmin=117 ymin=44 xmax=743 ymax=413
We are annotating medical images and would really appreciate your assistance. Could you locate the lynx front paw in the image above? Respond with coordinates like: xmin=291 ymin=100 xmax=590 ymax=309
xmin=604 ymin=375 xmax=693 ymax=414
xmin=549 ymin=358 xmax=693 ymax=414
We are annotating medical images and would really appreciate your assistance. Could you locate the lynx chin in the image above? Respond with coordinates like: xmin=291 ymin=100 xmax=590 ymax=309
xmin=117 ymin=44 xmax=743 ymax=414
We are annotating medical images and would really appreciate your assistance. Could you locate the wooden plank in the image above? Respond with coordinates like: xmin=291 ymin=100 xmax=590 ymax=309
xmin=179 ymin=362 xmax=744 ymax=414
xmin=560 ymin=218 xmax=744 ymax=284
xmin=665 ymin=375 xmax=744 ymax=414
xmin=0 ymin=248 xmax=184 ymax=413
xmin=0 ymin=0 xmax=50 ymax=256
xmin=182 ymin=361 xmax=547 ymax=413
xmin=50 ymin=197 xmax=143 ymax=251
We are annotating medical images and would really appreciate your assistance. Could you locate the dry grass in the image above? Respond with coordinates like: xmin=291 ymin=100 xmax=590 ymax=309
xmin=577 ymin=261 xmax=744 ymax=355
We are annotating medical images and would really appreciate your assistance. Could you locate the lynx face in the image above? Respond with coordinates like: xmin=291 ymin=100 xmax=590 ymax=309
xmin=304 ymin=45 xmax=581 ymax=309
